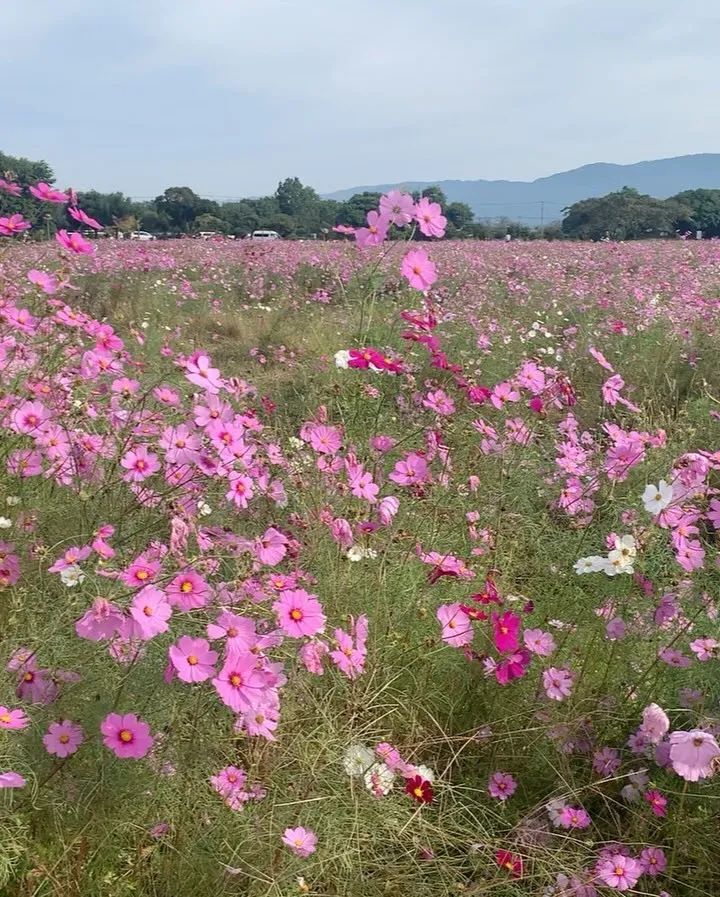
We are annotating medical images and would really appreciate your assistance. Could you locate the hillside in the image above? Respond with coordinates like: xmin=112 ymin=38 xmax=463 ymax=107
xmin=324 ymin=154 xmax=720 ymax=222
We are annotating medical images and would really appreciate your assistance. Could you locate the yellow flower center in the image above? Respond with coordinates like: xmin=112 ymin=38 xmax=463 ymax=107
xmin=59 ymin=734 xmax=70 ymax=744
xmin=290 ymin=609 xmax=303 ymax=621
xmin=180 ymin=581 xmax=193 ymax=593
xmin=136 ymin=570 xmax=149 ymax=580
xmin=119 ymin=730 xmax=133 ymax=743
xmin=0 ymin=714 xmax=11 ymax=723
xmin=187 ymin=655 xmax=198 ymax=666
xmin=230 ymin=674 xmax=242 ymax=687
xmin=413 ymin=786 xmax=424 ymax=798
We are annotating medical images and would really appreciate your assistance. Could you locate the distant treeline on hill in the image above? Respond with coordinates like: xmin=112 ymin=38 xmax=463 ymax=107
xmin=2 ymin=151 xmax=720 ymax=241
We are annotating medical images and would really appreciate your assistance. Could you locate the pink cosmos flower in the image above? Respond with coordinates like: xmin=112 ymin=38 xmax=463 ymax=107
xmin=414 ymin=197 xmax=447 ymax=237
xmin=543 ymin=667 xmax=574 ymax=701
xmin=211 ymin=765 xmax=247 ymax=797
xmin=595 ymin=854 xmax=642 ymax=891
xmin=0 ymin=178 xmax=22 ymax=196
xmin=0 ymin=213 xmax=31 ymax=235
xmin=75 ymin=598 xmax=123 ymax=641
xmin=29 ymin=182 xmax=68 ymax=202
xmin=349 ymin=470 xmax=379 ymax=503
xmin=47 ymin=545 xmax=92 ymax=574
xmin=495 ymin=649 xmax=531 ymax=684
xmin=43 ymin=720 xmax=84 ymax=757
xmin=68 ymin=206 xmax=102 ymax=229
xmin=558 ymin=806 xmax=591 ymax=829
xmin=423 ymin=389 xmax=455 ymax=416
xmin=169 ymin=636 xmax=218 ymax=683
xmin=640 ymin=703 xmax=670 ymax=744
xmin=273 ymin=589 xmax=326 ymax=638
xmin=121 ymin=446 xmax=161 ymax=483
xmin=0 ymin=706 xmax=30 ymax=730
xmin=166 ymin=570 xmax=212 ymax=612
xmin=120 ymin=555 xmax=161 ymax=589
xmin=0 ymin=772 xmax=25 ymax=788
xmin=129 ymin=588 xmax=173 ymax=640
xmin=254 ymin=527 xmax=288 ymax=566
xmin=492 ymin=611 xmax=521 ymax=654
xmin=282 ymin=826 xmax=317 ymax=858
xmin=437 ymin=603 xmax=473 ymax=647
xmin=213 ymin=651 xmax=268 ymax=712
xmin=185 ymin=354 xmax=223 ymax=394
xmin=101 ymin=713 xmax=153 ymax=759
xmin=55 ymin=230 xmax=94 ymax=255
xmin=643 ymin=789 xmax=667 ymax=817
xmin=690 ymin=637 xmax=718 ymax=661
xmin=27 ymin=269 xmax=60 ymax=293
xmin=388 ymin=452 xmax=429 ymax=486
xmin=207 ymin=611 xmax=256 ymax=651
xmin=490 ymin=381 xmax=520 ymax=409
xmin=378 ymin=495 xmax=399 ymax=526
xmin=488 ymin=771 xmax=517 ymax=800
xmin=379 ymin=189 xmax=415 ymax=226
xmin=300 ymin=639 xmax=329 ymax=674
xmin=309 ymin=425 xmax=342 ymax=454
xmin=668 ymin=729 xmax=720 ymax=781
xmin=640 ymin=847 xmax=666 ymax=876
xmin=523 ymin=628 xmax=555 ymax=656
xmin=401 ymin=248 xmax=438 ymax=291
xmin=355 ymin=210 xmax=390 ymax=248
xmin=226 ymin=473 xmax=255 ymax=509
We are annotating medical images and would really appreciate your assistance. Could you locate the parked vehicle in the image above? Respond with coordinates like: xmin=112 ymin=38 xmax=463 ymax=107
xmin=130 ymin=231 xmax=157 ymax=241
xmin=249 ymin=230 xmax=281 ymax=241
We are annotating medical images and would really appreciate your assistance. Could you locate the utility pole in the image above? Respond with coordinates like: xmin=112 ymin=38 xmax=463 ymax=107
xmin=539 ymin=201 xmax=545 ymax=238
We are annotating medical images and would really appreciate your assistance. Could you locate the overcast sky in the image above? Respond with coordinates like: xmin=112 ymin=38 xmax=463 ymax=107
xmin=2 ymin=0 xmax=718 ymax=199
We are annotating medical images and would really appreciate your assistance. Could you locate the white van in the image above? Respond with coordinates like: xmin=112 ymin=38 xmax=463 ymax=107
xmin=130 ymin=231 xmax=156 ymax=241
xmin=249 ymin=230 xmax=280 ymax=241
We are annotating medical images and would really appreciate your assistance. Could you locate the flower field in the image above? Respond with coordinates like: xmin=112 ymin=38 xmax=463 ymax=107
xmin=2 ymin=191 xmax=720 ymax=896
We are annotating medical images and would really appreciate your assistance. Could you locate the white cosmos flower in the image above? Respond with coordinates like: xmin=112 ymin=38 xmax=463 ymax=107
xmin=343 ymin=744 xmax=374 ymax=778
xmin=613 ymin=534 xmax=637 ymax=558
xmin=364 ymin=762 xmax=395 ymax=796
xmin=60 ymin=564 xmax=85 ymax=587
xmin=414 ymin=764 xmax=435 ymax=783
xmin=346 ymin=545 xmax=377 ymax=562
xmin=642 ymin=480 xmax=673 ymax=515
xmin=574 ymin=555 xmax=606 ymax=575
xmin=288 ymin=437 xmax=304 ymax=450
xmin=603 ymin=551 xmax=634 ymax=576
xmin=334 ymin=349 xmax=351 ymax=369
xmin=5 ymin=496 xmax=20 ymax=506
xmin=197 ymin=500 xmax=212 ymax=517
xmin=0 ymin=517 xmax=12 ymax=529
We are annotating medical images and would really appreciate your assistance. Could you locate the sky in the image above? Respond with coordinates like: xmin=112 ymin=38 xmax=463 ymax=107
xmin=2 ymin=0 xmax=719 ymax=199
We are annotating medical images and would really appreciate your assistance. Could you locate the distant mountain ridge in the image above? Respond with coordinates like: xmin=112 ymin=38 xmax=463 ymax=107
xmin=323 ymin=154 xmax=720 ymax=222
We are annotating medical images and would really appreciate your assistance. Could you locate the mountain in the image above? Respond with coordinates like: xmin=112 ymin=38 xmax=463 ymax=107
xmin=323 ymin=154 xmax=720 ymax=223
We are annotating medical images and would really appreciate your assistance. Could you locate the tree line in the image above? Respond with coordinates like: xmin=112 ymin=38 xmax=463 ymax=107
xmin=3 ymin=151 xmax=720 ymax=242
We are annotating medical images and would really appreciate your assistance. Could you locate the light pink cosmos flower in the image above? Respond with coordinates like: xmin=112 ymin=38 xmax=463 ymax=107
xmin=282 ymin=826 xmax=317 ymax=858
xmin=378 ymin=495 xmax=399 ymax=526
xmin=254 ymin=527 xmax=288 ymax=566
xmin=48 ymin=545 xmax=92 ymax=573
xmin=169 ymin=636 xmax=218 ymax=683
xmin=379 ymin=189 xmax=415 ymax=226
xmin=595 ymin=854 xmax=642 ymax=891
xmin=640 ymin=847 xmax=666 ymax=876
xmin=355 ymin=210 xmax=390 ymax=248
xmin=273 ymin=589 xmax=326 ymax=638
xmin=166 ymin=570 xmax=212 ymax=612
xmin=690 ymin=637 xmax=718 ymax=661
xmin=388 ymin=452 xmax=429 ymax=486
xmin=43 ymin=720 xmax=84 ymax=757
xmin=523 ymin=628 xmax=555 ymax=656
xmin=401 ymin=248 xmax=438 ymax=291
xmin=558 ymin=806 xmax=591 ymax=829
xmin=436 ymin=603 xmax=473 ymax=647
xmin=29 ymin=182 xmax=68 ymax=202
xmin=0 ymin=772 xmax=26 ymax=788
xmin=349 ymin=470 xmax=379 ymax=503
xmin=75 ymin=598 xmax=123 ymax=641
xmin=101 ymin=713 xmax=153 ymax=759
xmin=210 ymin=765 xmax=247 ymax=797
xmin=488 ymin=771 xmax=517 ymax=800
xmin=207 ymin=611 xmax=256 ymax=651
xmin=423 ymin=389 xmax=455 ymax=415
xmin=0 ymin=706 xmax=30 ymax=730
xmin=185 ymin=354 xmax=223 ymax=394
xmin=640 ymin=703 xmax=670 ymax=744
xmin=55 ymin=229 xmax=94 ymax=255
xmin=0 ymin=178 xmax=22 ymax=196
xmin=129 ymin=588 xmax=173 ymax=640
xmin=226 ymin=472 xmax=255 ymax=509
xmin=490 ymin=381 xmax=520 ymax=409
xmin=299 ymin=639 xmax=329 ymax=674
xmin=0 ymin=213 xmax=31 ymax=235
xmin=120 ymin=446 xmax=161 ymax=483
xmin=668 ymin=729 xmax=720 ymax=781
xmin=414 ymin=197 xmax=447 ymax=238
xmin=27 ymin=269 xmax=60 ymax=294
xmin=542 ymin=667 xmax=574 ymax=701
xmin=309 ymin=425 xmax=342 ymax=454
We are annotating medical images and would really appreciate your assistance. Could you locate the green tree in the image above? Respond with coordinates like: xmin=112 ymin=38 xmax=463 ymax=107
xmin=670 ymin=189 xmax=720 ymax=237
xmin=418 ymin=185 xmax=447 ymax=207
xmin=445 ymin=201 xmax=474 ymax=236
xmin=153 ymin=187 xmax=220 ymax=233
xmin=562 ymin=189 xmax=691 ymax=241
xmin=218 ymin=201 xmax=260 ymax=236
xmin=0 ymin=151 xmax=59 ymax=236
xmin=336 ymin=192 xmax=382 ymax=227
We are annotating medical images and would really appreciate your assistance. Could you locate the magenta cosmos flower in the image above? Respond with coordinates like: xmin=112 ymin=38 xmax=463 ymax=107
xmin=0 ymin=771 xmax=26 ymax=788
xmin=120 ymin=446 xmax=161 ymax=483
xmin=282 ymin=826 xmax=318 ymax=858
xmin=55 ymin=229 xmax=95 ymax=255
xmin=414 ymin=197 xmax=446 ymax=238
xmin=668 ymin=729 xmax=720 ymax=781
xmin=168 ymin=636 xmax=218 ymax=683
xmin=43 ymin=720 xmax=84 ymax=757
xmin=492 ymin=611 xmax=521 ymax=653
xmin=100 ymin=713 xmax=153 ymax=759
xmin=166 ymin=570 xmax=212 ymax=611
xmin=273 ymin=589 xmax=326 ymax=638
xmin=595 ymin=854 xmax=642 ymax=891
xmin=129 ymin=588 xmax=172 ymax=640
xmin=213 ymin=651 xmax=268 ymax=712
xmin=488 ymin=771 xmax=517 ymax=801
xmin=0 ymin=706 xmax=30 ymax=730
xmin=401 ymin=248 xmax=438 ymax=292
xmin=0 ymin=213 xmax=31 ymax=236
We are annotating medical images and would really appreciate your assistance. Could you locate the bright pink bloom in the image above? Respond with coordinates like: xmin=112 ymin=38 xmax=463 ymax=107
xmin=355 ymin=210 xmax=390 ymax=247
xmin=309 ymin=425 xmax=342 ymax=454
xmin=488 ymin=771 xmax=517 ymax=800
xmin=47 ymin=545 xmax=91 ymax=573
xmin=0 ymin=772 xmax=25 ymax=788
xmin=401 ymin=248 xmax=438 ymax=291
xmin=129 ymin=588 xmax=173 ymax=640
xmin=273 ymin=589 xmax=326 ymax=638
xmin=491 ymin=381 xmax=520 ymax=409
xmin=437 ymin=603 xmax=473 ymax=647
xmin=55 ymin=229 xmax=94 ymax=255
xmin=414 ymin=197 xmax=446 ymax=238
xmin=166 ymin=570 xmax=212 ymax=612
xmin=119 ymin=555 xmax=161 ymax=589
xmin=0 ymin=706 xmax=30 ymax=730
xmin=423 ymin=389 xmax=455 ymax=415
xmin=388 ymin=452 xmax=428 ymax=486
xmin=690 ymin=637 xmax=718 ymax=661
xmin=0 ymin=213 xmax=31 ymax=235
xmin=282 ymin=826 xmax=317 ymax=858
xmin=210 ymin=765 xmax=247 ymax=797
xmin=494 ymin=649 xmax=531 ymax=684
xmin=379 ymin=189 xmax=415 ymax=226
xmin=668 ymin=729 xmax=720 ymax=781
xmin=213 ymin=651 xmax=268 ymax=712
xmin=558 ymin=806 xmax=591 ymax=829
xmin=169 ymin=636 xmax=218 ymax=683
xmin=595 ymin=854 xmax=642 ymax=891
xmin=226 ymin=472 xmax=255 ymax=508
xmin=27 ymin=269 xmax=59 ymax=293
xmin=68 ymin=206 xmax=102 ymax=229
xmin=121 ymin=446 xmax=160 ymax=482
xmin=543 ymin=667 xmax=574 ymax=701
xmin=29 ymin=182 xmax=68 ymax=202
xmin=43 ymin=720 xmax=84 ymax=757
xmin=100 ymin=712 xmax=153 ymax=759
xmin=644 ymin=789 xmax=667 ymax=817
xmin=492 ymin=611 xmax=521 ymax=653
